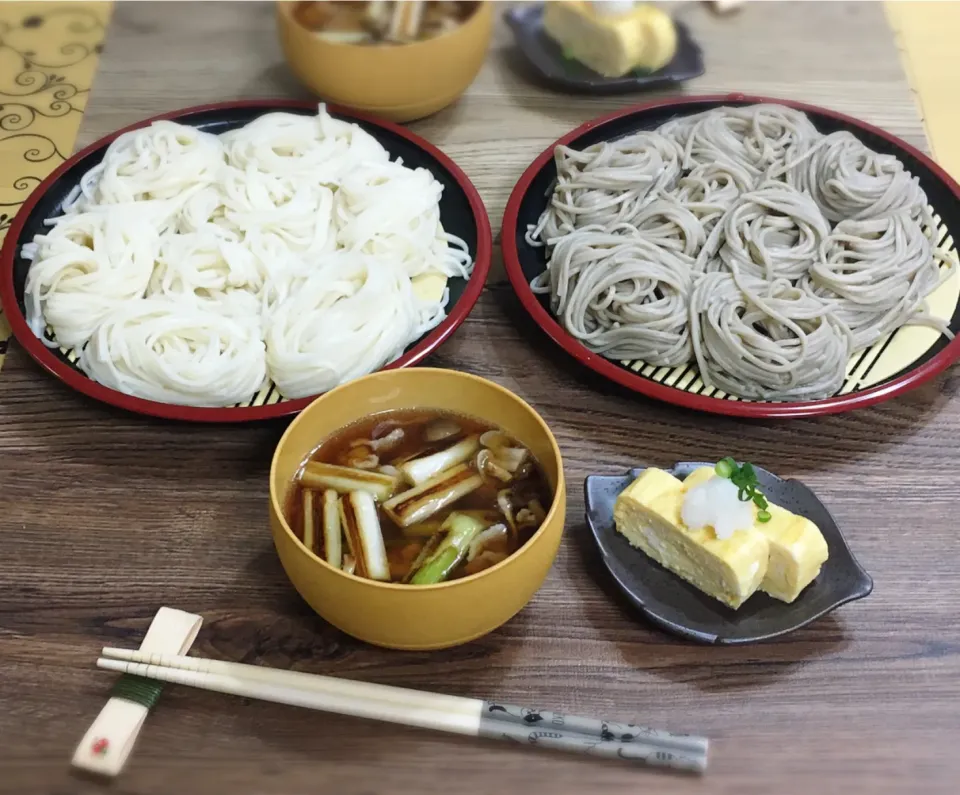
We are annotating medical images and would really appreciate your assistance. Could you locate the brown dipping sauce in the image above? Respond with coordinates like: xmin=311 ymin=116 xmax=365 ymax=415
xmin=293 ymin=1 xmax=480 ymax=45
xmin=287 ymin=409 xmax=552 ymax=583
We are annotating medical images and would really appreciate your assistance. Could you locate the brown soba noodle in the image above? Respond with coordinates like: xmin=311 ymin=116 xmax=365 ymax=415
xmin=528 ymin=104 xmax=956 ymax=401
xmin=288 ymin=410 xmax=552 ymax=584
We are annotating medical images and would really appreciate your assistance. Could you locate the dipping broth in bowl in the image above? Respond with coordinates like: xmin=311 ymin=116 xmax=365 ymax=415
xmin=276 ymin=2 xmax=493 ymax=123
xmin=293 ymin=1 xmax=481 ymax=45
xmin=269 ymin=367 xmax=565 ymax=649
xmin=287 ymin=409 xmax=552 ymax=585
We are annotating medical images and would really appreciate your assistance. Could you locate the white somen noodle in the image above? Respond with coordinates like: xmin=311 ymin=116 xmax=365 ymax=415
xmin=78 ymin=296 xmax=267 ymax=407
xmin=23 ymin=105 xmax=474 ymax=406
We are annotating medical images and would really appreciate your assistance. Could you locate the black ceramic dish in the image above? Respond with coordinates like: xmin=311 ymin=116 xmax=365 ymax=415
xmin=504 ymin=4 xmax=704 ymax=93
xmin=584 ymin=463 xmax=873 ymax=644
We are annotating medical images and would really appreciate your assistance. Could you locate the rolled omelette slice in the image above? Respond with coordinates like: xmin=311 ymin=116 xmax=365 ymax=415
xmin=614 ymin=468 xmax=770 ymax=609
xmin=542 ymin=2 xmax=679 ymax=78
xmin=681 ymin=467 xmax=830 ymax=604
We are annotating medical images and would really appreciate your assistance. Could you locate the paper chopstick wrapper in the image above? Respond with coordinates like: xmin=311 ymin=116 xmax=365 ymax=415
xmin=72 ymin=607 xmax=202 ymax=776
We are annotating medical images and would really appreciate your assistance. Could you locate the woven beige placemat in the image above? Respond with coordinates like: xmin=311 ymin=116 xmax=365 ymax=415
xmin=0 ymin=1 xmax=112 ymax=371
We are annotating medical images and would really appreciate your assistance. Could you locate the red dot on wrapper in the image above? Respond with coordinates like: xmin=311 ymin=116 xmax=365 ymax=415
xmin=92 ymin=738 xmax=109 ymax=756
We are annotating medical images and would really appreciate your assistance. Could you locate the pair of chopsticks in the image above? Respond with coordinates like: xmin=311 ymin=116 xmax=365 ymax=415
xmin=97 ymin=648 xmax=708 ymax=774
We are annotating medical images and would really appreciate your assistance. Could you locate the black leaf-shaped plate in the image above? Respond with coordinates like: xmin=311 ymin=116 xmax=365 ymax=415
xmin=584 ymin=463 xmax=873 ymax=644
xmin=504 ymin=4 xmax=704 ymax=94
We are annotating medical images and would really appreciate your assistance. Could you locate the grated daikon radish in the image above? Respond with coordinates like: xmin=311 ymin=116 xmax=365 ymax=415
xmin=681 ymin=474 xmax=755 ymax=541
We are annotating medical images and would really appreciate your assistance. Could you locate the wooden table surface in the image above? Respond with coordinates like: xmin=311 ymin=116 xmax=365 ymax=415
xmin=3 ymin=3 xmax=959 ymax=794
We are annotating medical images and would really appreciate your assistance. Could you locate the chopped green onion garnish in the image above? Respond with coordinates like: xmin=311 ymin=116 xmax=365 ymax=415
xmin=715 ymin=457 xmax=772 ymax=523
xmin=715 ymin=458 xmax=736 ymax=478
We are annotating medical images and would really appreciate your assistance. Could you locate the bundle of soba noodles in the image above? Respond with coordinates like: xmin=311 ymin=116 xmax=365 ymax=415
xmin=22 ymin=106 xmax=474 ymax=407
xmin=528 ymin=104 xmax=955 ymax=401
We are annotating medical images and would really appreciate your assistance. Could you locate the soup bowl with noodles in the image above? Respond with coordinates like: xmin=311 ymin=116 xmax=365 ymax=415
xmin=269 ymin=367 xmax=566 ymax=650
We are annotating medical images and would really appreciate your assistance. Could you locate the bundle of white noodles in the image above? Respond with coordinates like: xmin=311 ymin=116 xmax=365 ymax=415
xmin=263 ymin=252 xmax=433 ymax=398
xmin=24 ymin=208 xmax=163 ymax=348
xmin=78 ymin=295 xmax=267 ymax=407
xmin=68 ymin=120 xmax=225 ymax=210
xmin=22 ymin=105 xmax=474 ymax=406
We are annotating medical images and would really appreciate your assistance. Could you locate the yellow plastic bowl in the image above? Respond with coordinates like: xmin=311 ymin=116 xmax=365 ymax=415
xmin=269 ymin=368 xmax=567 ymax=650
xmin=275 ymin=2 xmax=494 ymax=122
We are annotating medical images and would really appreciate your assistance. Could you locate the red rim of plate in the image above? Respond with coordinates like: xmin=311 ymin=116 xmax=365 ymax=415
xmin=501 ymin=93 xmax=960 ymax=419
xmin=0 ymin=99 xmax=493 ymax=423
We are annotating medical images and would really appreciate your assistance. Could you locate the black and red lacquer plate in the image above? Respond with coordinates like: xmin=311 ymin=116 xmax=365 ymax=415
xmin=0 ymin=100 xmax=492 ymax=422
xmin=501 ymin=94 xmax=960 ymax=418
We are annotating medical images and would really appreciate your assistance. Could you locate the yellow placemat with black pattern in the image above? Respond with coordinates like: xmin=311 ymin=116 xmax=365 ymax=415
xmin=886 ymin=1 xmax=960 ymax=181
xmin=0 ymin=2 xmax=112 ymax=370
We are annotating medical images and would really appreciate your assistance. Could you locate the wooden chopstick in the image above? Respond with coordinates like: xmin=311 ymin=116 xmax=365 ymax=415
xmin=99 ymin=647 xmax=707 ymax=754
xmin=97 ymin=649 xmax=709 ymax=773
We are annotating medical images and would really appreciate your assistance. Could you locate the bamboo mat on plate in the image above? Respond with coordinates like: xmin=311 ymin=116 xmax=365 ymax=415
xmin=0 ymin=2 xmax=112 ymax=371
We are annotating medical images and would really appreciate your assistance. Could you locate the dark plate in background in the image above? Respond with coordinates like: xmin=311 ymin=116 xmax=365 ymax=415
xmin=504 ymin=4 xmax=704 ymax=93
xmin=0 ymin=100 xmax=492 ymax=423
xmin=584 ymin=462 xmax=873 ymax=644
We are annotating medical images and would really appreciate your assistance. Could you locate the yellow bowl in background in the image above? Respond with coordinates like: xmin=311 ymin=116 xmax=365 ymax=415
xmin=269 ymin=368 xmax=567 ymax=650
xmin=275 ymin=2 xmax=493 ymax=122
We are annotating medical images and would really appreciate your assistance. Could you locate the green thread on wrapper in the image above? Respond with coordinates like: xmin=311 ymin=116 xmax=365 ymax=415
xmin=112 ymin=675 xmax=164 ymax=710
